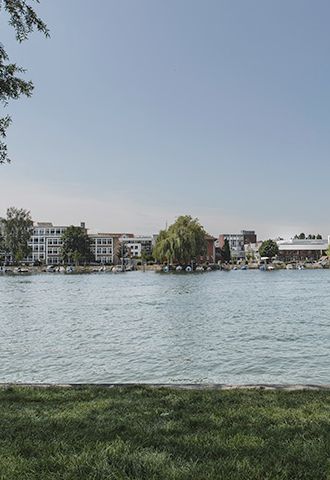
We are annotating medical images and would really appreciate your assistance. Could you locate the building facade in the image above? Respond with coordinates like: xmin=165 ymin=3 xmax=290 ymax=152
xmin=276 ymin=238 xmax=330 ymax=262
xmin=120 ymin=235 xmax=156 ymax=258
xmin=89 ymin=233 xmax=114 ymax=264
xmin=27 ymin=222 xmax=87 ymax=265
xmin=218 ymin=230 xmax=257 ymax=260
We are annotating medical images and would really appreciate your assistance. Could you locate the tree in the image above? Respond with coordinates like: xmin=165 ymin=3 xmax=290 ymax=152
xmin=298 ymin=233 xmax=306 ymax=239
xmin=61 ymin=226 xmax=93 ymax=265
xmin=220 ymin=238 xmax=231 ymax=263
xmin=0 ymin=227 xmax=5 ymax=262
xmin=1 ymin=0 xmax=49 ymax=164
xmin=153 ymin=215 xmax=207 ymax=264
xmin=1 ymin=207 xmax=33 ymax=262
xmin=259 ymin=239 xmax=279 ymax=259
xmin=316 ymin=234 xmax=322 ymax=239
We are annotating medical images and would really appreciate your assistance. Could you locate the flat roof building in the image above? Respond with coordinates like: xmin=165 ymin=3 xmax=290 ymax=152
xmin=277 ymin=237 xmax=330 ymax=261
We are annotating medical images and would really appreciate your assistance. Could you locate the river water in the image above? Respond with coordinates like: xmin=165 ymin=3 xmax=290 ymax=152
xmin=0 ymin=270 xmax=329 ymax=384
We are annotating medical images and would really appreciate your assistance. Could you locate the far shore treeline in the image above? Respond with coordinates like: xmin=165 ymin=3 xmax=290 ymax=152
xmin=0 ymin=207 xmax=330 ymax=266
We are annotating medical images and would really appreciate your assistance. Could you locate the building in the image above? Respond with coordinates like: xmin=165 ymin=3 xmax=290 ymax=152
xmin=120 ymin=235 xmax=157 ymax=258
xmin=89 ymin=233 xmax=114 ymax=264
xmin=27 ymin=222 xmax=87 ymax=265
xmin=244 ymin=241 xmax=263 ymax=262
xmin=196 ymin=235 xmax=216 ymax=263
xmin=218 ymin=230 xmax=257 ymax=260
xmin=276 ymin=237 xmax=330 ymax=262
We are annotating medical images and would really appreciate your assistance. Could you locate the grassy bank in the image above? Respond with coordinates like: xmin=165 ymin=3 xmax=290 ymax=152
xmin=0 ymin=386 xmax=329 ymax=479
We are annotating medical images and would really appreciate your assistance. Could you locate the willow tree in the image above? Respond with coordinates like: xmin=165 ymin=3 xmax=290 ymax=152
xmin=0 ymin=0 xmax=49 ymax=164
xmin=153 ymin=215 xmax=207 ymax=264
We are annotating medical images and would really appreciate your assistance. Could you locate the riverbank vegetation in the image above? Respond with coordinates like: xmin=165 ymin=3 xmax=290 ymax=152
xmin=153 ymin=215 xmax=207 ymax=264
xmin=0 ymin=386 xmax=329 ymax=479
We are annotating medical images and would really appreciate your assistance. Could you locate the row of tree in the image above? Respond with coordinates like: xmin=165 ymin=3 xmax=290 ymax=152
xmin=294 ymin=233 xmax=322 ymax=240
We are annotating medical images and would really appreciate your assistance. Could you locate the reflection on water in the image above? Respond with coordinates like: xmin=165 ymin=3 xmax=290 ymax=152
xmin=0 ymin=270 xmax=329 ymax=384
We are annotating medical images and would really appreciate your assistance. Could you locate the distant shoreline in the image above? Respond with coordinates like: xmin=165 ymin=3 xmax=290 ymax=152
xmin=0 ymin=262 xmax=329 ymax=275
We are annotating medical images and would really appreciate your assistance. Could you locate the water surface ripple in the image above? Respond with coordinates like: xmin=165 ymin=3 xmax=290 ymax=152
xmin=0 ymin=270 xmax=329 ymax=384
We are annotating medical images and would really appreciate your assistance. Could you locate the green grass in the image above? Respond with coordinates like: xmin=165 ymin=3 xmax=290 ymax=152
xmin=0 ymin=386 xmax=329 ymax=479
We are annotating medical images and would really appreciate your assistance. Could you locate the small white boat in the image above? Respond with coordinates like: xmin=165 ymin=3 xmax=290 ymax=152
xmin=163 ymin=266 xmax=169 ymax=273
xmin=176 ymin=265 xmax=182 ymax=271
xmin=185 ymin=266 xmax=192 ymax=272
xmin=66 ymin=266 xmax=74 ymax=273
xmin=195 ymin=266 xmax=204 ymax=272
xmin=112 ymin=265 xmax=124 ymax=273
xmin=267 ymin=265 xmax=275 ymax=271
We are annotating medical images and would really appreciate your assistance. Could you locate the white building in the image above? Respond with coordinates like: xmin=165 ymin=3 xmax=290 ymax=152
xmin=27 ymin=222 xmax=86 ymax=265
xmin=120 ymin=235 xmax=157 ymax=258
xmin=89 ymin=233 xmax=114 ymax=264
xmin=244 ymin=241 xmax=263 ymax=262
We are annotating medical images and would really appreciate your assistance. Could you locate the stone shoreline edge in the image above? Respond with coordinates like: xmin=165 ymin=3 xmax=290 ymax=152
xmin=0 ymin=383 xmax=329 ymax=391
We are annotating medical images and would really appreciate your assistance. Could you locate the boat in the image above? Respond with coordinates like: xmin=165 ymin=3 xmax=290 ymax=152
xmin=241 ymin=265 xmax=248 ymax=270
xmin=267 ymin=265 xmax=275 ymax=271
xmin=259 ymin=264 xmax=266 ymax=271
xmin=185 ymin=266 xmax=192 ymax=272
xmin=66 ymin=266 xmax=74 ymax=273
xmin=113 ymin=265 xmax=124 ymax=273
xmin=176 ymin=265 xmax=183 ymax=272
xmin=195 ymin=266 xmax=204 ymax=272
xmin=163 ymin=265 xmax=169 ymax=273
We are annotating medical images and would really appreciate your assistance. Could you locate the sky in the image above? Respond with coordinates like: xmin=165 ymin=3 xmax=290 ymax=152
xmin=0 ymin=0 xmax=330 ymax=239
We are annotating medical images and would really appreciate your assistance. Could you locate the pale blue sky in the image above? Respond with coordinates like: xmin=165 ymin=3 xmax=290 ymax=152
xmin=1 ymin=0 xmax=329 ymax=238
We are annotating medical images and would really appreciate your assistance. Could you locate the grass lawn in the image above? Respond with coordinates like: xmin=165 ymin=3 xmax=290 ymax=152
xmin=0 ymin=386 xmax=329 ymax=479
